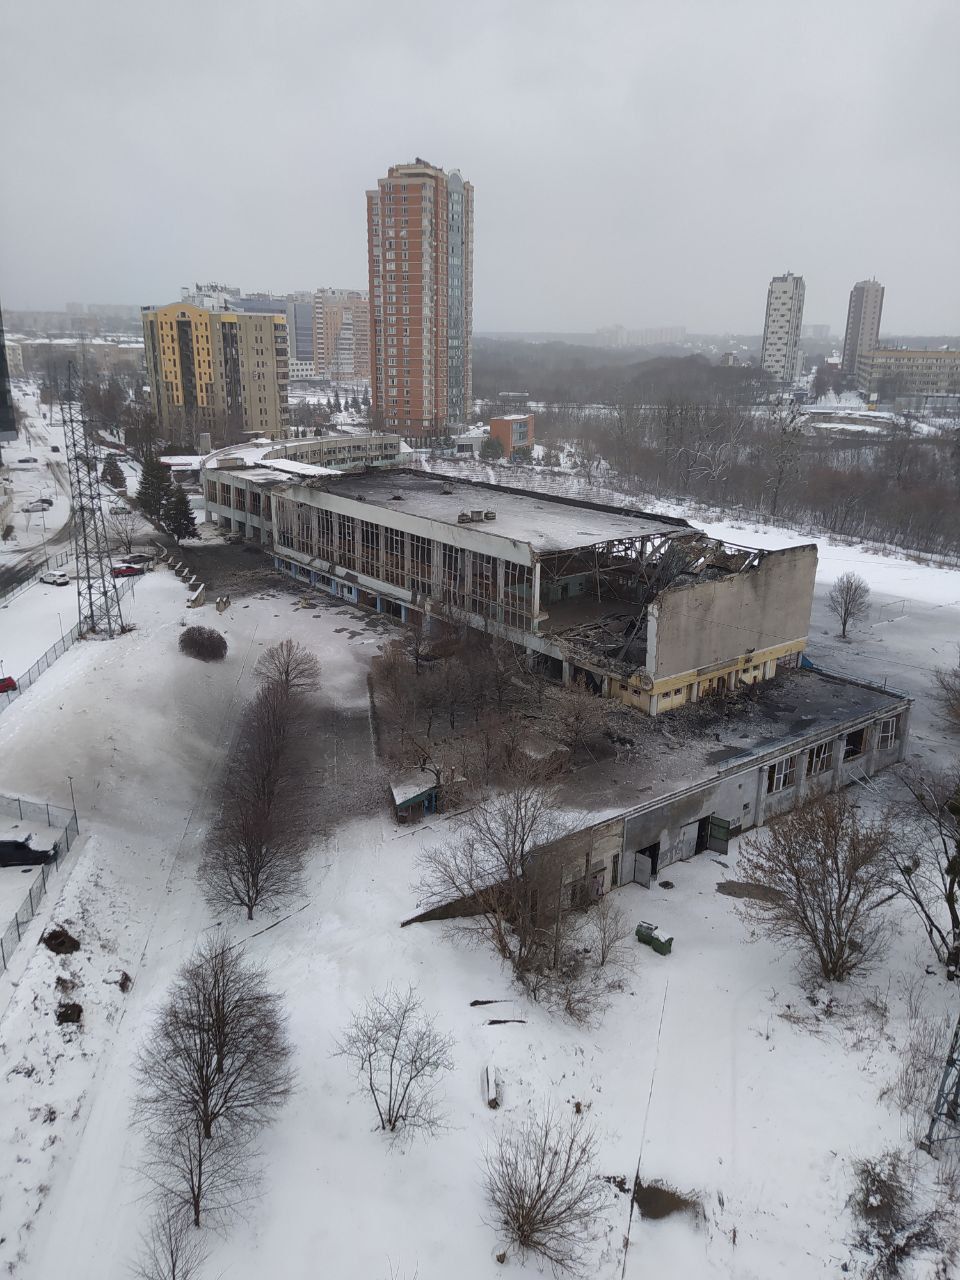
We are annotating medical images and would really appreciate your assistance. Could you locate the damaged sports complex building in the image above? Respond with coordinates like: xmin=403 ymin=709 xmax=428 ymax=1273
xmin=201 ymin=451 xmax=911 ymax=892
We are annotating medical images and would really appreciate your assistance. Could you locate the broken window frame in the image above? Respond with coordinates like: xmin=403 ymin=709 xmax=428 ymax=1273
xmin=767 ymin=755 xmax=797 ymax=793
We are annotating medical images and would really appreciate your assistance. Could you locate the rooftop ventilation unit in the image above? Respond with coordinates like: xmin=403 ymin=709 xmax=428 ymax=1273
xmin=483 ymin=510 xmax=496 ymax=521
xmin=391 ymin=493 xmax=403 ymax=500
xmin=457 ymin=511 xmax=472 ymax=524
xmin=470 ymin=509 xmax=483 ymax=522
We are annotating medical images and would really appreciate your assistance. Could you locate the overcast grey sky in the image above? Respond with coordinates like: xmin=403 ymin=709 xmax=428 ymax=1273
xmin=2 ymin=0 xmax=958 ymax=335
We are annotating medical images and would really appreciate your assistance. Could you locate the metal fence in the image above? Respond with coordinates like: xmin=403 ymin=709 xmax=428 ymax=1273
xmin=0 ymin=572 xmax=137 ymax=715
xmin=0 ymin=548 xmax=73 ymax=606
xmin=0 ymin=794 xmax=80 ymax=976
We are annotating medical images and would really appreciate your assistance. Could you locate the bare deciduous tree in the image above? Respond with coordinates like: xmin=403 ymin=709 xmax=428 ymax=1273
xmin=254 ymin=638 xmax=321 ymax=698
xmin=589 ymin=894 xmax=631 ymax=968
xmin=201 ymin=680 xmax=312 ymax=919
xmin=140 ymin=1115 xmax=253 ymax=1230
xmin=136 ymin=933 xmax=294 ymax=1142
xmin=133 ymin=1200 xmax=208 ymax=1280
xmin=418 ymin=782 xmax=570 ymax=976
xmin=738 ymin=790 xmax=893 ymax=981
xmin=887 ymin=764 xmax=960 ymax=978
xmin=934 ymin=651 xmax=960 ymax=730
xmin=484 ymin=1106 xmax=607 ymax=1275
xmin=336 ymin=986 xmax=454 ymax=1135
xmin=546 ymin=679 xmax=608 ymax=759
xmin=107 ymin=508 xmax=140 ymax=555
xmin=827 ymin=571 xmax=871 ymax=639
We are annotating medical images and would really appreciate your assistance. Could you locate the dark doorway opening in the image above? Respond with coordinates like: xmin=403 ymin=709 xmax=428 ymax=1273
xmin=573 ymin=665 xmax=603 ymax=694
xmin=638 ymin=841 xmax=661 ymax=876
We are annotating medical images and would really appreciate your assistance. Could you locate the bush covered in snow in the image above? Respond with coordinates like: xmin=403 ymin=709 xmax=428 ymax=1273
xmin=178 ymin=626 xmax=227 ymax=662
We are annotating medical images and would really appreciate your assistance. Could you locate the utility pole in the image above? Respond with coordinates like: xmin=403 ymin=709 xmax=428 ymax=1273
xmin=61 ymin=362 xmax=125 ymax=637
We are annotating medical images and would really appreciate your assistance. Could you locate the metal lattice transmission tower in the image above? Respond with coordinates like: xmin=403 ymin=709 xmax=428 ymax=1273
xmin=922 ymin=1006 xmax=960 ymax=1154
xmin=61 ymin=366 xmax=125 ymax=637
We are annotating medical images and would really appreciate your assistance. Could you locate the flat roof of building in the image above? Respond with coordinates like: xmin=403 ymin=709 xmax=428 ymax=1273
xmin=313 ymin=470 xmax=692 ymax=554
xmin=555 ymin=666 xmax=909 ymax=826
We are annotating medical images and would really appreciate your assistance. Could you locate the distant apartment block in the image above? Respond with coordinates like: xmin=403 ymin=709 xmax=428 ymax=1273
xmin=367 ymin=158 xmax=474 ymax=439
xmin=761 ymin=273 xmax=805 ymax=384
xmin=595 ymin=325 xmax=687 ymax=348
xmin=142 ymin=301 xmax=290 ymax=440
xmin=841 ymin=280 xmax=884 ymax=380
xmin=490 ymin=414 xmax=535 ymax=458
xmin=314 ymin=289 xmax=370 ymax=382
xmin=856 ymin=346 xmax=960 ymax=410
xmin=0 ymin=302 xmax=17 ymax=446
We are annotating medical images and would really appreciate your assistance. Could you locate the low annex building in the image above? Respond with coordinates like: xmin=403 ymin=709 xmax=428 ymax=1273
xmin=404 ymin=665 xmax=911 ymax=917
xmin=201 ymin=462 xmax=818 ymax=716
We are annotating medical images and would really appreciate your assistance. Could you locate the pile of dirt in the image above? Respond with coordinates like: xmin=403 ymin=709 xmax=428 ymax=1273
xmin=42 ymin=926 xmax=80 ymax=955
xmin=55 ymin=1001 xmax=82 ymax=1025
xmin=633 ymin=1179 xmax=703 ymax=1222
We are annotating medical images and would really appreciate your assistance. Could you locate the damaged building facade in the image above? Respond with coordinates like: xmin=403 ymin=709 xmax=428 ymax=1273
xmin=200 ymin=465 xmax=818 ymax=716
xmin=540 ymin=667 xmax=910 ymax=901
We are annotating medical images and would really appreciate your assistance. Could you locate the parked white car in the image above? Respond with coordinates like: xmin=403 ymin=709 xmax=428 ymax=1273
xmin=39 ymin=571 xmax=70 ymax=587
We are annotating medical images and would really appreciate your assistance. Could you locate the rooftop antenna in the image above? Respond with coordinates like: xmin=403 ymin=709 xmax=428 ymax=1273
xmin=61 ymin=361 xmax=125 ymax=637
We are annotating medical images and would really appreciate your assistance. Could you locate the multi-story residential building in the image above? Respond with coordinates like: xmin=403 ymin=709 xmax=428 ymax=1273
xmin=314 ymin=289 xmax=370 ymax=382
xmin=490 ymin=414 xmax=535 ymax=458
xmin=0 ymin=302 xmax=17 ymax=449
xmin=142 ymin=301 xmax=290 ymax=441
xmin=367 ymin=158 xmax=474 ymax=440
xmin=841 ymin=279 xmax=884 ymax=380
xmin=760 ymin=272 xmax=805 ymax=385
xmin=855 ymin=346 xmax=960 ymax=411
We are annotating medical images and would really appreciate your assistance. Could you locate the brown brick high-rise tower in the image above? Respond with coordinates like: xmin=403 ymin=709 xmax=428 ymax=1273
xmin=367 ymin=159 xmax=473 ymax=440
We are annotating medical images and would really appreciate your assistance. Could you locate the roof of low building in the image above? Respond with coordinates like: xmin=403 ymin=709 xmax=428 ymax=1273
xmin=307 ymin=469 xmax=692 ymax=554
xmin=555 ymin=666 xmax=909 ymax=827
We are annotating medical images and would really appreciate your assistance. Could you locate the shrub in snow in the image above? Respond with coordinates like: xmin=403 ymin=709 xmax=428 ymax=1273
xmin=179 ymin=626 xmax=227 ymax=662
xmin=335 ymin=986 xmax=454 ymax=1135
xmin=484 ymin=1105 xmax=607 ymax=1274
xmin=848 ymin=1149 xmax=950 ymax=1277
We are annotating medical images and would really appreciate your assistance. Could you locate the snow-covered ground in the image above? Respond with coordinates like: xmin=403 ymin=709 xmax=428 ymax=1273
xmin=0 ymin=488 xmax=958 ymax=1277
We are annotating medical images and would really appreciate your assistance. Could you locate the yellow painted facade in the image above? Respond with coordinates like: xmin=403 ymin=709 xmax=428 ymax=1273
xmin=142 ymin=302 xmax=289 ymax=439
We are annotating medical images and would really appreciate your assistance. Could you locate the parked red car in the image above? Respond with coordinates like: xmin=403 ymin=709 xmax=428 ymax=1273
xmin=0 ymin=677 xmax=17 ymax=694
xmin=112 ymin=564 xmax=145 ymax=578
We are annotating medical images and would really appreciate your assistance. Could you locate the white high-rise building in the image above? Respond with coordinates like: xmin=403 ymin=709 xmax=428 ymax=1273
xmin=841 ymin=279 xmax=884 ymax=380
xmin=760 ymin=272 xmax=805 ymax=385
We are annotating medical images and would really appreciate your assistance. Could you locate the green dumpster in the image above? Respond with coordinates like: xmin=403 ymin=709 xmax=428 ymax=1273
xmin=635 ymin=921 xmax=673 ymax=956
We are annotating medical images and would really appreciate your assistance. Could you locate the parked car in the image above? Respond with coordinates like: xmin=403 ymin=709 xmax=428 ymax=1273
xmin=109 ymin=505 xmax=129 ymax=514
xmin=37 ymin=497 xmax=55 ymax=508
xmin=18 ymin=456 xmax=38 ymax=464
xmin=120 ymin=552 xmax=153 ymax=566
xmin=39 ymin=571 xmax=69 ymax=587
xmin=112 ymin=563 xmax=145 ymax=577
xmin=0 ymin=677 xmax=17 ymax=694
xmin=50 ymin=445 xmax=60 ymax=452
xmin=20 ymin=501 xmax=47 ymax=513
xmin=0 ymin=835 xmax=58 ymax=868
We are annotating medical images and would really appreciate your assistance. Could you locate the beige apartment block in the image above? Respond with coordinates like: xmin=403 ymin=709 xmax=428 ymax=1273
xmin=142 ymin=301 xmax=290 ymax=442
xmin=314 ymin=289 xmax=370 ymax=382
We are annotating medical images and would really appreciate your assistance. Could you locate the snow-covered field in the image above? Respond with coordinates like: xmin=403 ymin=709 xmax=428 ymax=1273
xmin=0 ymin=491 xmax=957 ymax=1277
